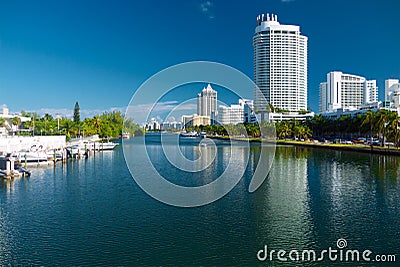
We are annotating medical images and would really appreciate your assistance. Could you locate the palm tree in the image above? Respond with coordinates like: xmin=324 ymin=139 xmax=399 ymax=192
xmin=361 ymin=110 xmax=375 ymax=146
xmin=375 ymin=109 xmax=390 ymax=147
xmin=11 ymin=116 xmax=22 ymax=136
xmin=92 ymin=115 xmax=102 ymax=134
xmin=0 ymin=117 xmax=5 ymax=127
xmin=293 ymin=125 xmax=301 ymax=140
xmin=388 ymin=112 xmax=400 ymax=148
xmin=43 ymin=113 xmax=53 ymax=135
xmin=281 ymin=122 xmax=292 ymax=139
xmin=302 ymin=125 xmax=313 ymax=139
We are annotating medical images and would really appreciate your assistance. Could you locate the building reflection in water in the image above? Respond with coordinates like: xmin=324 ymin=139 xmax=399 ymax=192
xmin=308 ymin=150 xmax=400 ymax=248
xmin=251 ymin=145 xmax=314 ymax=250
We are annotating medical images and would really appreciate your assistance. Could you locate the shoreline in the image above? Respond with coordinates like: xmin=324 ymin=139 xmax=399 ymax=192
xmin=207 ymin=136 xmax=400 ymax=156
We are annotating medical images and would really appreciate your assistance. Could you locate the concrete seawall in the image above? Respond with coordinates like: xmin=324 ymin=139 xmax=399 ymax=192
xmin=0 ymin=136 xmax=66 ymax=153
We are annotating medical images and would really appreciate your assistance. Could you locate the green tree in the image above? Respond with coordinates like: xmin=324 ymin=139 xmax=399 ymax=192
xmin=11 ymin=116 xmax=22 ymax=136
xmin=361 ymin=110 xmax=375 ymax=145
xmin=375 ymin=109 xmax=390 ymax=146
xmin=73 ymin=101 xmax=80 ymax=124
xmin=92 ymin=115 xmax=101 ymax=134
xmin=388 ymin=112 xmax=400 ymax=148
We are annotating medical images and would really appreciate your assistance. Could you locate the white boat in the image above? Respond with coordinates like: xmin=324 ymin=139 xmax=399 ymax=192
xmin=122 ymin=132 xmax=130 ymax=139
xmin=180 ymin=131 xmax=199 ymax=137
xmin=17 ymin=151 xmax=49 ymax=165
xmin=46 ymin=149 xmax=64 ymax=161
xmin=97 ymin=142 xmax=119 ymax=151
xmin=66 ymin=144 xmax=87 ymax=158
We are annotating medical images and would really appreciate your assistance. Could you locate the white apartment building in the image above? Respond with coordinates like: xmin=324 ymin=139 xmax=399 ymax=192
xmin=218 ymin=99 xmax=255 ymax=125
xmin=253 ymin=13 xmax=308 ymax=112
xmin=319 ymin=71 xmax=378 ymax=113
xmin=145 ymin=118 xmax=161 ymax=131
xmin=385 ymin=79 xmax=400 ymax=101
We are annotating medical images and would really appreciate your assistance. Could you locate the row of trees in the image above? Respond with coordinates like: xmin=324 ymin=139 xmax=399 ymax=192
xmin=307 ymin=109 xmax=400 ymax=146
xmin=276 ymin=109 xmax=400 ymax=146
xmin=9 ymin=102 xmax=143 ymax=139
xmin=275 ymin=121 xmax=312 ymax=140
xmin=186 ymin=124 xmax=264 ymax=138
xmin=186 ymin=109 xmax=400 ymax=146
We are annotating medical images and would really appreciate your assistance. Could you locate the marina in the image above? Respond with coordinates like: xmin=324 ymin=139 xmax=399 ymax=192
xmin=0 ymin=134 xmax=119 ymax=179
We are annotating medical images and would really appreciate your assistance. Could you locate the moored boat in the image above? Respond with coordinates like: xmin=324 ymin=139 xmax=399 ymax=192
xmin=98 ymin=142 xmax=119 ymax=151
xmin=17 ymin=151 xmax=49 ymax=165
xmin=122 ymin=132 xmax=130 ymax=139
xmin=179 ymin=131 xmax=199 ymax=138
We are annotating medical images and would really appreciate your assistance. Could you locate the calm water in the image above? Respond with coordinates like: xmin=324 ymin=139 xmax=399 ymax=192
xmin=0 ymin=135 xmax=399 ymax=266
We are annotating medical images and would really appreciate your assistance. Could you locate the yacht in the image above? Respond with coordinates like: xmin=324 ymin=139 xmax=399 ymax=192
xmin=98 ymin=142 xmax=119 ymax=151
xmin=122 ymin=132 xmax=130 ymax=139
xmin=17 ymin=150 xmax=49 ymax=165
xmin=66 ymin=145 xmax=87 ymax=157
xmin=179 ymin=131 xmax=199 ymax=138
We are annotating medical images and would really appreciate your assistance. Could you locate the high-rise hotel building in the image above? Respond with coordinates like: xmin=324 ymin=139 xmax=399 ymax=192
xmin=197 ymin=84 xmax=217 ymax=117
xmin=253 ymin=13 xmax=308 ymax=112
xmin=319 ymin=71 xmax=378 ymax=113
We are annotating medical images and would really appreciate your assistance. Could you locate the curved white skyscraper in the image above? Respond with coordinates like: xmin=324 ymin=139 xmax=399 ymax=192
xmin=253 ymin=13 xmax=308 ymax=112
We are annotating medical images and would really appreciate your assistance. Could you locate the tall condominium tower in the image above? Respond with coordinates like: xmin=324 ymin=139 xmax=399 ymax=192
xmin=253 ymin=13 xmax=308 ymax=112
xmin=197 ymin=84 xmax=217 ymax=119
xmin=319 ymin=71 xmax=378 ymax=113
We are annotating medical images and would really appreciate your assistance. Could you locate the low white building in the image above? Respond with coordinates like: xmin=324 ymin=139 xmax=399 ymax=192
xmin=181 ymin=114 xmax=210 ymax=128
xmin=218 ymin=99 xmax=256 ymax=125
xmin=264 ymin=112 xmax=315 ymax=122
xmin=0 ymin=106 xmax=31 ymax=137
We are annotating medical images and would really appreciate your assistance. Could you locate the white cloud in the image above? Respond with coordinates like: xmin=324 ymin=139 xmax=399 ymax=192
xmin=27 ymin=106 xmax=126 ymax=119
xmin=27 ymin=100 xmax=198 ymax=125
xmin=200 ymin=0 xmax=215 ymax=19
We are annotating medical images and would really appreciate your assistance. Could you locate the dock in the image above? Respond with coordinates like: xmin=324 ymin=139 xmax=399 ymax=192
xmin=1 ymin=137 xmax=120 ymax=180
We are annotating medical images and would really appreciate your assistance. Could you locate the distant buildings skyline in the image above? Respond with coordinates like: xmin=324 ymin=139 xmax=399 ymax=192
xmin=144 ymin=8 xmax=399 ymax=127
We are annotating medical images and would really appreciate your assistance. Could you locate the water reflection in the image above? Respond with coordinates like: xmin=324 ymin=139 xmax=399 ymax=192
xmin=253 ymin=145 xmax=313 ymax=251
xmin=1 ymin=141 xmax=400 ymax=266
xmin=307 ymin=148 xmax=400 ymax=256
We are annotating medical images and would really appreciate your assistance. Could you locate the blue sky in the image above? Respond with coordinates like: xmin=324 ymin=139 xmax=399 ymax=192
xmin=0 ymin=0 xmax=399 ymax=118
